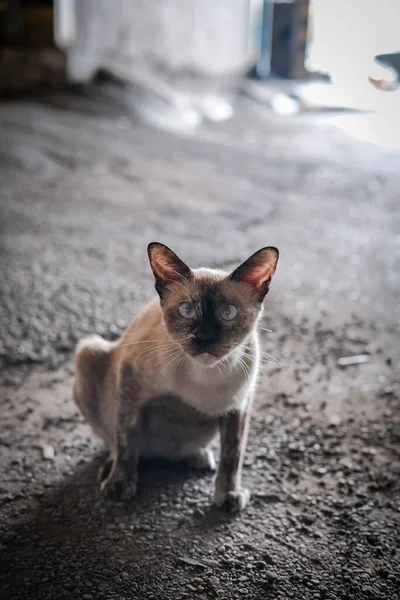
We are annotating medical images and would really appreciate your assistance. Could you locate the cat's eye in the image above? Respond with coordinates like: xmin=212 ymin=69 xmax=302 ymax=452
xmin=221 ymin=304 xmax=238 ymax=321
xmin=178 ymin=301 xmax=196 ymax=319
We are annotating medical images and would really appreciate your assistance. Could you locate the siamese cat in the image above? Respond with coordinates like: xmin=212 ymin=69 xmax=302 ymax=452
xmin=73 ymin=242 xmax=279 ymax=511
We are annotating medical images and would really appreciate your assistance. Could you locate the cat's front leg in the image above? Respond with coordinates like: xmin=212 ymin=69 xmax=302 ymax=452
xmin=214 ymin=408 xmax=251 ymax=512
xmin=99 ymin=362 xmax=142 ymax=502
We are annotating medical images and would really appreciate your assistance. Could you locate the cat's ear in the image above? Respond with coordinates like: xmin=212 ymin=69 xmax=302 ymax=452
xmin=230 ymin=247 xmax=279 ymax=300
xmin=148 ymin=242 xmax=192 ymax=297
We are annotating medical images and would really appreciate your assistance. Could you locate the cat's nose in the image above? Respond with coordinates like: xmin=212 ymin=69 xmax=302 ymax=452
xmin=195 ymin=330 xmax=215 ymax=344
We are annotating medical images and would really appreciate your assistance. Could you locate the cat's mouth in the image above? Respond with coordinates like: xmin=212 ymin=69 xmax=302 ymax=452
xmin=194 ymin=352 xmax=219 ymax=367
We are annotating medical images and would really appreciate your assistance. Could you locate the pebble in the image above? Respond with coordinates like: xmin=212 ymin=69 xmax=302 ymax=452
xmin=315 ymin=467 xmax=328 ymax=476
xmin=361 ymin=447 xmax=377 ymax=456
xmin=41 ymin=444 xmax=55 ymax=460
xmin=328 ymin=414 xmax=341 ymax=427
xmin=337 ymin=354 xmax=370 ymax=367
xmin=301 ymin=513 xmax=316 ymax=525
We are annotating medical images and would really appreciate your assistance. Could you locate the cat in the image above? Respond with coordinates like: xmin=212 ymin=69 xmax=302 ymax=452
xmin=73 ymin=242 xmax=279 ymax=511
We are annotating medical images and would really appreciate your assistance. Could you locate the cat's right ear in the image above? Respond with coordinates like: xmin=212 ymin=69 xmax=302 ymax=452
xmin=147 ymin=243 xmax=192 ymax=297
xmin=230 ymin=246 xmax=279 ymax=301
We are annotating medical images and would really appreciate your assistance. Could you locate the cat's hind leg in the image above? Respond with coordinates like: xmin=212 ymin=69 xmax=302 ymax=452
xmin=75 ymin=348 xmax=141 ymax=503
xmin=73 ymin=335 xmax=116 ymax=450
xmin=98 ymin=361 xmax=142 ymax=502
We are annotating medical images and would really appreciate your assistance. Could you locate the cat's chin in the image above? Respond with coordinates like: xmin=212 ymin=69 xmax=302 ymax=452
xmin=194 ymin=352 xmax=220 ymax=367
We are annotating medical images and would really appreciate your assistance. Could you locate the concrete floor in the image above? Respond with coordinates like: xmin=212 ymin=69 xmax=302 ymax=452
xmin=0 ymin=90 xmax=399 ymax=599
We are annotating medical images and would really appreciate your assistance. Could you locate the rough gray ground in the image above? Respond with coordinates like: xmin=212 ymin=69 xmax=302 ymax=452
xmin=0 ymin=89 xmax=399 ymax=600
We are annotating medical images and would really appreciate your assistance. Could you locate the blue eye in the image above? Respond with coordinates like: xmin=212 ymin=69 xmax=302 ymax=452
xmin=221 ymin=304 xmax=237 ymax=321
xmin=179 ymin=302 xmax=196 ymax=318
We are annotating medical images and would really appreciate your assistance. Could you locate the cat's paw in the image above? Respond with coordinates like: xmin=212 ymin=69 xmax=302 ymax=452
xmin=185 ymin=449 xmax=216 ymax=472
xmin=99 ymin=461 xmax=137 ymax=502
xmin=214 ymin=488 xmax=250 ymax=513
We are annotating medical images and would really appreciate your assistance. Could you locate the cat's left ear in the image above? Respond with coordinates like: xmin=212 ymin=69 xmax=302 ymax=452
xmin=148 ymin=242 xmax=192 ymax=297
xmin=230 ymin=247 xmax=279 ymax=301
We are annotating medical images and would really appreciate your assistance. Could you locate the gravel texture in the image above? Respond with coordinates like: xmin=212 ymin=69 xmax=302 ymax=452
xmin=0 ymin=90 xmax=399 ymax=599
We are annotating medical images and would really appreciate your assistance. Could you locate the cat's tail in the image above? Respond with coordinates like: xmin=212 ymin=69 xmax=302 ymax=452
xmin=74 ymin=335 xmax=115 ymax=406
xmin=75 ymin=334 xmax=114 ymax=357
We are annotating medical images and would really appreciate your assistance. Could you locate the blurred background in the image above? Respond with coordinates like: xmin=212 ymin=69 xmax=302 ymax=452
xmin=1 ymin=2 xmax=399 ymax=600
xmin=1 ymin=0 xmax=400 ymax=140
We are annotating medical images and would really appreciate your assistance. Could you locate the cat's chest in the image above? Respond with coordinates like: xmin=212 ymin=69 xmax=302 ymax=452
xmin=146 ymin=370 xmax=248 ymax=416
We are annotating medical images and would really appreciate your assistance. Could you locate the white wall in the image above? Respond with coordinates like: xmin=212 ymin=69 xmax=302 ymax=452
xmin=63 ymin=0 xmax=251 ymax=84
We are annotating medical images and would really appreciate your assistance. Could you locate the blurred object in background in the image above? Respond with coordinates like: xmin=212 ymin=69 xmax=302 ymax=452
xmin=0 ymin=0 xmax=253 ymax=130
xmin=307 ymin=0 xmax=399 ymax=90
xmin=54 ymin=0 xmax=251 ymax=131
xmin=370 ymin=52 xmax=400 ymax=91
xmin=299 ymin=0 xmax=399 ymax=113
xmin=2 ymin=0 xmax=397 ymax=141
xmin=0 ymin=0 xmax=66 ymax=97
xmin=59 ymin=0 xmax=250 ymax=87
xmin=245 ymin=0 xmax=400 ymax=138
xmin=270 ymin=0 xmax=310 ymax=79
xmin=249 ymin=0 xmax=309 ymax=81
xmin=248 ymin=0 xmax=274 ymax=80
xmin=0 ymin=1 xmax=311 ymax=103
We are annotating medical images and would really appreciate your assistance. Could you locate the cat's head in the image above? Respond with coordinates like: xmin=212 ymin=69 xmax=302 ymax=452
xmin=148 ymin=243 xmax=279 ymax=367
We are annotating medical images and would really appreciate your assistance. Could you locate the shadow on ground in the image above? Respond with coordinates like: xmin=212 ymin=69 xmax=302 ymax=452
xmin=2 ymin=457 xmax=260 ymax=600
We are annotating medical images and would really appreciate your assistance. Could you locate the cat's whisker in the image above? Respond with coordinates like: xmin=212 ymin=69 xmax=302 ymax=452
xmin=169 ymin=270 xmax=191 ymax=292
xmin=119 ymin=339 xmax=165 ymax=348
xmin=260 ymin=351 xmax=281 ymax=366
xmin=176 ymin=353 xmax=187 ymax=372
xmin=243 ymin=348 xmax=268 ymax=378
xmin=158 ymin=344 xmax=183 ymax=363
xmin=242 ymin=349 xmax=274 ymax=381
xmin=136 ymin=341 xmax=180 ymax=361
xmin=228 ymin=349 xmax=251 ymax=379
xmin=126 ymin=340 xmax=175 ymax=352
xmin=238 ymin=355 xmax=252 ymax=379
xmin=215 ymin=362 xmax=223 ymax=376
xmin=175 ymin=352 xmax=187 ymax=373
xmin=160 ymin=348 xmax=185 ymax=374
xmin=141 ymin=343 xmax=181 ymax=364
xmin=135 ymin=339 xmax=179 ymax=349
xmin=243 ymin=345 xmax=281 ymax=367
xmin=259 ymin=371 xmax=271 ymax=388
xmin=119 ymin=328 xmax=167 ymax=348
xmin=152 ymin=352 xmax=177 ymax=373
xmin=245 ymin=350 xmax=278 ymax=368
xmin=137 ymin=340 xmax=180 ymax=356
xmin=234 ymin=356 xmax=247 ymax=378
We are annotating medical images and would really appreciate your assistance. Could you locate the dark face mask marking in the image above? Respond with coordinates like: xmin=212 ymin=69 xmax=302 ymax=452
xmin=192 ymin=289 xmax=223 ymax=353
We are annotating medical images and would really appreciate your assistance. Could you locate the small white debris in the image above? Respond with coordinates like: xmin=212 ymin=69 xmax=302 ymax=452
xmin=195 ymin=94 xmax=234 ymax=123
xmin=41 ymin=444 xmax=55 ymax=460
xmin=329 ymin=414 xmax=342 ymax=427
xmin=177 ymin=556 xmax=207 ymax=569
xmin=337 ymin=354 xmax=370 ymax=367
xmin=270 ymin=93 xmax=300 ymax=115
